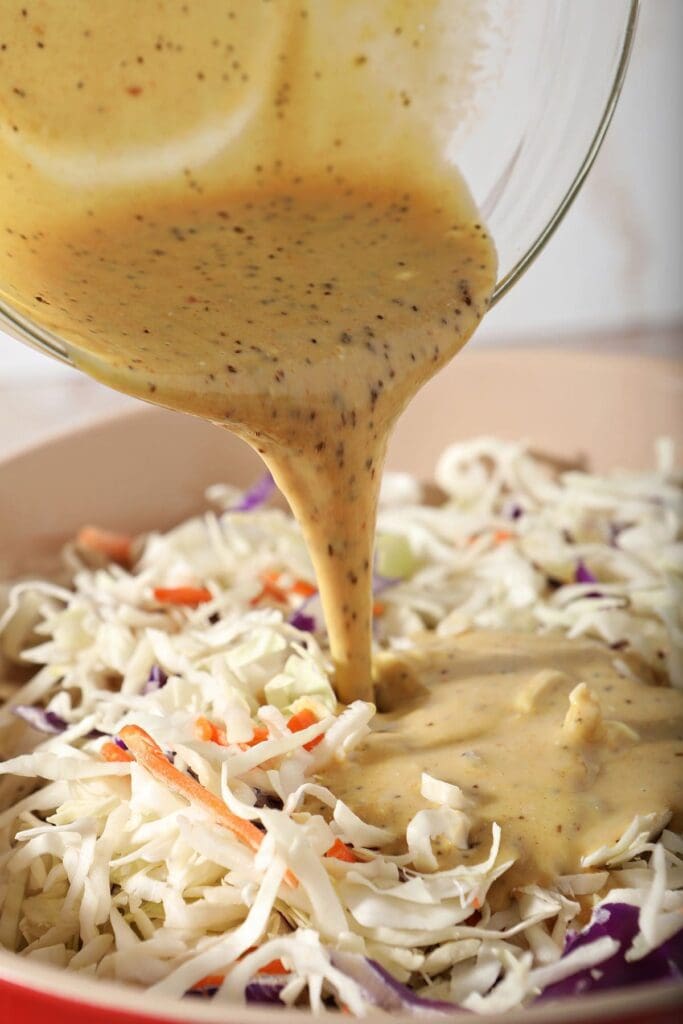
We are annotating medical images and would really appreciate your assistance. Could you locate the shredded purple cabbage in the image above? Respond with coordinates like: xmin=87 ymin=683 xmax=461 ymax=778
xmin=575 ymin=559 xmax=598 ymax=585
xmin=233 ymin=473 xmax=276 ymax=512
xmin=187 ymin=974 xmax=286 ymax=1004
xmin=504 ymin=501 xmax=524 ymax=521
xmin=288 ymin=590 xmax=322 ymax=633
xmin=143 ymin=664 xmax=168 ymax=694
xmin=373 ymin=570 xmax=400 ymax=595
xmin=254 ymin=788 xmax=284 ymax=810
xmin=13 ymin=705 xmax=67 ymax=734
xmin=331 ymin=952 xmax=456 ymax=1015
xmin=540 ymin=902 xmax=683 ymax=1000
xmin=289 ymin=610 xmax=317 ymax=633
xmin=245 ymin=977 xmax=288 ymax=1005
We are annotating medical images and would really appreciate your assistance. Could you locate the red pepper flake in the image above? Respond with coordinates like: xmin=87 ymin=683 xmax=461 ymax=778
xmin=126 ymin=85 xmax=143 ymax=96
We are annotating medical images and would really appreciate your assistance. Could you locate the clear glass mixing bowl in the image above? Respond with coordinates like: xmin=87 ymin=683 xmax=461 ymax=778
xmin=0 ymin=0 xmax=638 ymax=369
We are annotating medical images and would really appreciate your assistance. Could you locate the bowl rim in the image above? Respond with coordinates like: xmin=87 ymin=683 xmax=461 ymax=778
xmin=0 ymin=948 xmax=681 ymax=1024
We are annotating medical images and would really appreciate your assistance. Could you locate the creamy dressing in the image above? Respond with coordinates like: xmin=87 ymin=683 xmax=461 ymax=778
xmin=323 ymin=631 xmax=683 ymax=903
xmin=1 ymin=2 xmax=681 ymax=895
xmin=0 ymin=0 xmax=495 ymax=701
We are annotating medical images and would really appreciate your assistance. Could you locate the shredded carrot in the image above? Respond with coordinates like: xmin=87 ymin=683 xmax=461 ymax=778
xmin=372 ymin=600 xmax=385 ymax=617
xmin=194 ymin=716 xmax=216 ymax=743
xmin=192 ymin=958 xmax=287 ymax=991
xmin=194 ymin=715 xmax=227 ymax=746
xmin=325 ymin=838 xmax=359 ymax=863
xmin=290 ymin=579 xmax=317 ymax=598
xmin=194 ymin=973 xmax=225 ymax=989
xmin=120 ymin=730 xmax=296 ymax=887
xmin=287 ymin=708 xmax=323 ymax=751
xmin=472 ymin=897 xmax=481 ymax=910
xmin=251 ymin=570 xmax=318 ymax=606
xmin=119 ymin=725 xmax=265 ymax=854
xmin=240 ymin=725 xmax=269 ymax=748
xmin=76 ymin=525 xmax=132 ymax=566
xmin=101 ymin=741 xmax=134 ymax=763
xmin=153 ymin=585 xmax=212 ymax=606
xmin=195 ymin=715 xmax=265 ymax=748
xmin=467 ymin=528 xmax=515 ymax=547
xmin=250 ymin=577 xmax=287 ymax=607
xmin=259 ymin=959 xmax=288 ymax=975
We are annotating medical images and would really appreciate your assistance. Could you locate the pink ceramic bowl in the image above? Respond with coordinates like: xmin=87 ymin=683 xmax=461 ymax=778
xmin=1 ymin=347 xmax=682 ymax=1022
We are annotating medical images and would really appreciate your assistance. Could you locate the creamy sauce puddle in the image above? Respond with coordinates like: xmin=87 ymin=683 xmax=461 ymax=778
xmin=323 ymin=632 xmax=683 ymax=903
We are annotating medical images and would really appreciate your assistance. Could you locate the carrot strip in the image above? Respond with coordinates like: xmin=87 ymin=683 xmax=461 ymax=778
xmin=251 ymin=570 xmax=318 ymax=606
xmin=372 ymin=600 xmax=385 ymax=617
xmin=466 ymin=528 xmax=515 ymax=547
xmin=325 ymin=838 xmax=359 ymax=863
xmin=259 ymin=959 xmax=288 ymax=975
xmin=239 ymin=725 xmax=269 ymax=749
xmin=101 ymin=741 xmax=134 ymax=763
xmin=193 ymin=715 xmax=228 ymax=746
xmin=119 ymin=725 xmax=264 ymax=853
xmin=153 ymin=586 xmax=212 ymax=606
xmin=194 ymin=973 xmax=225 ymax=989
xmin=194 ymin=716 xmax=216 ymax=743
xmin=191 ymin=957 xmax=287 ymax=992
xmin=196 ymin=716 xmax=266 ymax=750
xmin=250 ymin=578 xmax=287 ymax=607
xmin=287 ymin=708 xmax=323 ymax=751
xmin=76 ymin=526 xmax=132 ymax=566
xmin=290 ymin=579 xmax=317 ymax=598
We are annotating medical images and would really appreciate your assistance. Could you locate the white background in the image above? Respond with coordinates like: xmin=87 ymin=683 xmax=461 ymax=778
xmin=0 ymin=0 xmax=681 ymax=384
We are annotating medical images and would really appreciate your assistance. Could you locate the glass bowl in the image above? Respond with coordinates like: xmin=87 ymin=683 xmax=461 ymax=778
xmin=0 ymin=0 xmax=638 ymax=370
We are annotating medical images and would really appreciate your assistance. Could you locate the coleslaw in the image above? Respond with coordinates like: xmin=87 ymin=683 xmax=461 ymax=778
xmin=0 ymin=437 xmax=681 ymax=1013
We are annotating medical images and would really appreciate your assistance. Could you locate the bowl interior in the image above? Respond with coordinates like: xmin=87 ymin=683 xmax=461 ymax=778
xmin=0 ymin=347 xmax=681 ymax=1023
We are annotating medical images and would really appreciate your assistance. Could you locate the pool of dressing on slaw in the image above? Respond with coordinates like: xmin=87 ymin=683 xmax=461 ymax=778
xmin=1 ymin=0 xmax=682 ymax=899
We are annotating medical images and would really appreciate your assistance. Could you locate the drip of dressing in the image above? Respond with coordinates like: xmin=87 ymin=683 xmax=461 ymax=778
xmin=0 ymin=1 xmax=496 ymax=700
